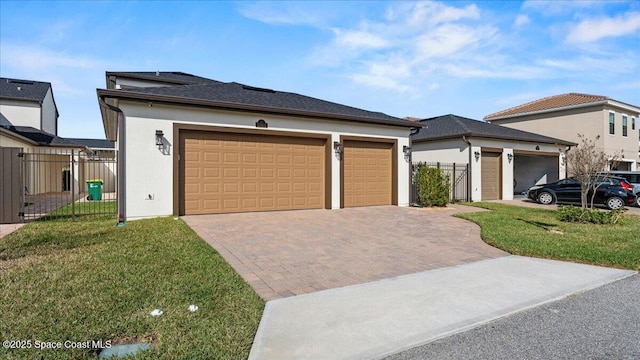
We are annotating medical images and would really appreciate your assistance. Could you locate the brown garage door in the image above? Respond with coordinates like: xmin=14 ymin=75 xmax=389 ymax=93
xmin=181 ymin=131 xmax=326 ymax=215
xmin=343 ymin=140 xmax=392 ymax=207
xmin=481 ymin=152 xmax=501 ymax=200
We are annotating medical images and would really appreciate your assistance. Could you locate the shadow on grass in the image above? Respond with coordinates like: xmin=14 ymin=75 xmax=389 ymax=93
xmin=515 ymin=218 xmax=557 ymax=231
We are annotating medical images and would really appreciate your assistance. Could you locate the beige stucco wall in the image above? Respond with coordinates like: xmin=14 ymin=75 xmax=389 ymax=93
xmin=0 ymin=99 xmax=41 ymax=129
xmin=118 ymin=101 xmax=412 ymax=220
xmin=490 ymin=104 xmax=639 ymax=170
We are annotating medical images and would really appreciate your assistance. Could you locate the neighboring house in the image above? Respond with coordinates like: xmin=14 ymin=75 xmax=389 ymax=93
xmin=97 ymin=71 xmax=418 ymax=221
xmin=411 ymin=114 xmax=575 ymax=201
xmin=485 ymin=93 xmax=640 ymax=171
xmin=0 ymin=77 xmax=59 ymax=136
xmin=1 ymin=77 xmax=116 ymax=223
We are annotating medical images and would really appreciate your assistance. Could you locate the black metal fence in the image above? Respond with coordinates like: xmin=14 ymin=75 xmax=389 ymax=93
xmin=1 ymin=147 xmax=117 ymax=223
xmin=411 ymin=162 xmax=469 ymax=205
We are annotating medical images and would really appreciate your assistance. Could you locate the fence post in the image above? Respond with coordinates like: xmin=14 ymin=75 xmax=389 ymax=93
xmin=452 ymin=163 xmax=456 ymax=202
xmin=71 ymin=150 xmax=75 ymax=222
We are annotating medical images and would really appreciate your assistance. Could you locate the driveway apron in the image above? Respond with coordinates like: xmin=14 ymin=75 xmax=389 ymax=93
xmin=182 ymin=205 xmax=507 ymax=301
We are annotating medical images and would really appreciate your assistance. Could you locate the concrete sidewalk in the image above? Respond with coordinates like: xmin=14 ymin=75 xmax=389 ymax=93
xmin=249 ymin=256 xmax=636 ymax=360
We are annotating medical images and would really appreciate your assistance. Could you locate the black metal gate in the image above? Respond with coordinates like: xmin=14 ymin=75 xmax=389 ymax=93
xmin=411 ymin=162 xmax=469 ymax=205
xmin=3 ymin=148 xmax=118 ymax=222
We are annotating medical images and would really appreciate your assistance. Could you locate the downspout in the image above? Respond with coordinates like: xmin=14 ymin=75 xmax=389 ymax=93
xmin=463 ymin=136 xmax=472 ymax=202
xmin=98 ymin=96 xmax=126 ymax=226
xmin=564 ymin=145 xmax=572 ymax=178
xmin=409 ymin=127 xmax=420 ymax=206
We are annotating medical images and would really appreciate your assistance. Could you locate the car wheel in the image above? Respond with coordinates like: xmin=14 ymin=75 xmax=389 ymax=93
xmin=636 ymin=195 xmax=640 ymax=207
xmin=537 ymin=191 xmax=554 ymax=205
xmin=606 ymin=196 xmax=624 ymax=210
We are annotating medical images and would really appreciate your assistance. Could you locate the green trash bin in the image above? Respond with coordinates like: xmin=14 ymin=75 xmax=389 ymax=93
xmin=86 ymin=179 xmax=103 ymax=201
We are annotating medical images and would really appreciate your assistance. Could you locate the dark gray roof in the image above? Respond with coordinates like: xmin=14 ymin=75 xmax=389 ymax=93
xmin=412 ymin=114 xmax=575 ymax=145
xmin=105 ymin=81 xmax=409 ymax=125
xmin=5 ymin=126 xmax=81 ymax=146
xmin=0 ymin=77 xmax=51 ymax=102
xmin=3 ymin=126 xmax=113 ymax=149
xmin=0 ymin=113 xmax=12 ymax=127
xmin=106 ymin=71 xmax=222 ymax=85
xmin=64 ymin=138 xmax=115 ymax=149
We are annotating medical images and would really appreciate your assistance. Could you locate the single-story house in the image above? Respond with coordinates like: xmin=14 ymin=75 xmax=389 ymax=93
xmin=411 ymin=114 xmax=576 ymax=201
xmin=97 ymin=72 xmax=419 ymax=221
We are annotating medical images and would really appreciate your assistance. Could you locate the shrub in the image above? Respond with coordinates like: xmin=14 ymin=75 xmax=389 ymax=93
xmin=557 ymin=205 xmax=623 ymax=225
xmin=414 ymin=166 xmax=450 ymax=207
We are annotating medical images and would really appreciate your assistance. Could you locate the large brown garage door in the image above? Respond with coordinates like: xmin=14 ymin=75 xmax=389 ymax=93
xmin=481 ymin=152 xmax=501 ymax=200
xmin=343 ymin=140 xmax=393 ymax=207
xmin=181 ymin=131 xmax=326 ymax=215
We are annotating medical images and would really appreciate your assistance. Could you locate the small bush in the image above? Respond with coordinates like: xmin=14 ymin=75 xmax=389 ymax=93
xmin=557 ymin=205 xmax=623 ymax=225
xmin=414 ymin=166 xmax=450 ymax=207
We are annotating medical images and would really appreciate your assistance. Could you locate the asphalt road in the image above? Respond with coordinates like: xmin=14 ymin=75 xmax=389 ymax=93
xmin=385 ymin=274 xmax=640 ymax=360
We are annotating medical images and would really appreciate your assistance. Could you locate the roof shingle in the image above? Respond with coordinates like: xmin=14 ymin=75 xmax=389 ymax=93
xmin=104 ymin=81 xmax=410 ymax=125
xmin=107 ymin=71 xmax=221 ymax=85
xmin=412 ymin=114 xmax=575 ymax=145
xmin=484 ymin=93 xmax=609 ymax=120
xmin=0 ymin=77 xmax=52 ymax=102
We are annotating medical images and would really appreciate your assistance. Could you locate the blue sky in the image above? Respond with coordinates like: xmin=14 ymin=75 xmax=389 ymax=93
xmin=1 ymin=0 xmax=639 ymax=139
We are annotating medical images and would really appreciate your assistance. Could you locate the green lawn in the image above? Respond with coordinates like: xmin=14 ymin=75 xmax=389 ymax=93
xmin=39 ymin=201 xmax=117 ymax=221
xmin=0 ymin=217 xmax=264 ymax=360
xmin=457 ymin=203 xmax=640 ymax=271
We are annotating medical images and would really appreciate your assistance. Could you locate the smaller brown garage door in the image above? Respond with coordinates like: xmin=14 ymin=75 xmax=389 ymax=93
xmin=343 ymin=140 xmax=393 ymax=207
xmin=481 ymin=152 xmax=501 ymax=201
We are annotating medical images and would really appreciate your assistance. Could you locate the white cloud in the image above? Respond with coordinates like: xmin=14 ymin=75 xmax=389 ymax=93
xmin=566 ymin=12 xmax=640 ymax=43
xmin=0 ymin=43 xmax=113 ymax=95
xmin=399 ymin=1 xmax=480 ymax=26
xmin=348 ymin=59 xmax=413 ymax=93
xmin=237 ymin=2 xmax=324 ymax=26
xmin=304 ymin=2 xmax=503 ymax=92
xmin=513 ymin=14 xmax=530 ymax=28
xmin=522 ymin=0 xmax=601 ymax=16
xmin=333 ymin=28 xmax=389 ymax=49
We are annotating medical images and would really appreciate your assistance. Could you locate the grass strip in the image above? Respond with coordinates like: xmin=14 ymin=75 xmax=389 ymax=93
xmin=0 ymin=217 xmax=264 ymax=359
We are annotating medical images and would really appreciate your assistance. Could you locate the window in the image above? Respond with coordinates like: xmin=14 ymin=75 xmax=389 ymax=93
xmin=622 ymin=115 xmax=628 ymax=137
xmin=609 ymin=112 xmax=615 ymax=135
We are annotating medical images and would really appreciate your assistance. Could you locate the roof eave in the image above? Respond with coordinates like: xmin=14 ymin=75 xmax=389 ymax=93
xmin=486 ymin=98 xmax=640 ymax=121
xmin=0 ymin=127 xmax=39 ymax=145
xmin=485 ymin=100 xmax=609 ymax=121
xmin=412 ymin=132 xmax=576 ymax=146
xmin=105 ymin=72 xmax=200 ymax=85
xmin=96 ymin=89 xmax=421 ymax=129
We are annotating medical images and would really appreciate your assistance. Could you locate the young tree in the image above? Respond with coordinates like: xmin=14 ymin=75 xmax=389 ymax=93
xmin=566 ymin=134 xmax=621 ymax=209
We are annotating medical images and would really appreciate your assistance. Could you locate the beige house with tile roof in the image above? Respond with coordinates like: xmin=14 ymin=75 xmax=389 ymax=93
xmin=485 ymin=93 xmax=640 ymax=171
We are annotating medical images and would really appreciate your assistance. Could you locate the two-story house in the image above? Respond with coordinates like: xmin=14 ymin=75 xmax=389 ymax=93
xmin=484 ymin=93 xmax=640 ymax=171
xmin=1 ymin=77 xmax=115 ymax=223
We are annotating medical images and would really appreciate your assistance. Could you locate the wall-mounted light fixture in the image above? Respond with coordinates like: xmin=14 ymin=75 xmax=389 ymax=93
xmin=474 ymin=151 xmax=480 ymax=161
xmin=155 ymin=130 xmax=164 ymax=148
xmin=403 ymin=145 xmax=412 ymax=157
xmin=255 ymin=119 xmax=268 ymax=128
xmin=333 ymin=141 xmax=343 ymax=160
xmin=507 ymin=153 xmax=513 ymax=163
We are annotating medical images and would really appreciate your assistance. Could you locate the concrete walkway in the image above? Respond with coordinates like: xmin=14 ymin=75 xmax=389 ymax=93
xmin=0 ymin=223 xmax=24 ymax=239
xmin=249 ymin=256 xmax=635 ymax=360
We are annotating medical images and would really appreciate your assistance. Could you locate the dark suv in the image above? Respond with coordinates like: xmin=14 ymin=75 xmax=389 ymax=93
xmin=527 ymin=176 xmax=637 ymax=210
xmin=600 ymin=171 xmax=640 ymax=207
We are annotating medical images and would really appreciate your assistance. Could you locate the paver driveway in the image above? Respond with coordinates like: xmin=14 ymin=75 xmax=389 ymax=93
xmin=183 ymin=205 xmax=507 ymax=300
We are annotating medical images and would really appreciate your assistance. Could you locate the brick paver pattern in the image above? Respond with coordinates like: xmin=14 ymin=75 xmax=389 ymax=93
xmin=183 ymin=205 xmax=507 ymax=301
